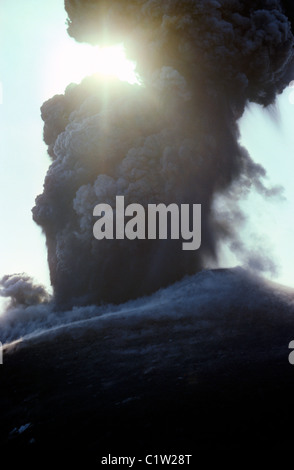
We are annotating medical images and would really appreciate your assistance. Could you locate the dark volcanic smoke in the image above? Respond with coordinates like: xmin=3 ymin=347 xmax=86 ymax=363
xmin=30 ymin=0 xmax=294 ymax=307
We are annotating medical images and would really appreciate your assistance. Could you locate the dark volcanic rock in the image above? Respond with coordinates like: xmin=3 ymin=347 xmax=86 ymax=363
xmin=1 ymin=268 xmax=294 ymax=453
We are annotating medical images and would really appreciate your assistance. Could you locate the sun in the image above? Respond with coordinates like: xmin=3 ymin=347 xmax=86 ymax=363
xmin=43 ymin=40 xmax=140 ymax=100
xmin=75 ymin=43 xmax=140 ymax=84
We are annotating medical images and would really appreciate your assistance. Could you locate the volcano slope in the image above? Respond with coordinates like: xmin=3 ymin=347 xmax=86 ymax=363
xmin=1 ymin=268 xmax=294 ymax=452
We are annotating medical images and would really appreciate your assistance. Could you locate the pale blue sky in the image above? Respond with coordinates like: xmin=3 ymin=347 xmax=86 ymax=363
xmin=237 ymin=94 xmax=294 ymax=286
xmin=1 ymin=0 xmax=294 ymax=309
xmin=0 ymin=0 xmax=67 ymax=294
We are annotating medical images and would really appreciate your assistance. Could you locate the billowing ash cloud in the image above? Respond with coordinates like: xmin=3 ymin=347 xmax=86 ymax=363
xmin=0 ymin=274 xmax=51 ymax=309
xmin=30 ymin=0 xmax=294 ymax=308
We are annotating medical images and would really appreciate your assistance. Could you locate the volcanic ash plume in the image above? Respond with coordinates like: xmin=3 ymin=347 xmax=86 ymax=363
xmin=0 ymin=274 xmax=51 ymax=309
xmin=30 ymin=0 xmax=294 ymax=307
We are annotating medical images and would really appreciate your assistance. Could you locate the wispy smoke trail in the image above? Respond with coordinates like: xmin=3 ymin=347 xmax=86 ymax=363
xmin=0 ymin=274 xmax=50 ymax=308
xmin=3 ymin=1 xmax=294 ymax=311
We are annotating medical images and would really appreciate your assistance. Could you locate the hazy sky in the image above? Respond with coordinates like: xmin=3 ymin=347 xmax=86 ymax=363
xmin=1 ymin=0 xmax=294 ymax=307
xmin=238 ymin=94 xmax=294 ymax=287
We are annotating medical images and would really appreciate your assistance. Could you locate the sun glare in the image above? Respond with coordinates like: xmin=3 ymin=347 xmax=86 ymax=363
xmin=44 ymin=40 xmax=140 ymax=99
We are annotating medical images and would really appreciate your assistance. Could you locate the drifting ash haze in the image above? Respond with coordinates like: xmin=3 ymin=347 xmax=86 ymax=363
xmin=0 ymin=267 xmax=293 ymax=346
xmin=2 ymin=0 xmax=294 ymax=452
